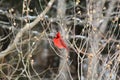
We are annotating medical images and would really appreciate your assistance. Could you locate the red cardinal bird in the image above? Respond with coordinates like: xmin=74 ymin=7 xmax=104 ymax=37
xmin=53 ymin=32 xmax=68 ymax=51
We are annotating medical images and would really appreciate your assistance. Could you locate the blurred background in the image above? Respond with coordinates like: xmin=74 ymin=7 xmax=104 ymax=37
xmin=0 ymin=0 xmax=120 ymax=80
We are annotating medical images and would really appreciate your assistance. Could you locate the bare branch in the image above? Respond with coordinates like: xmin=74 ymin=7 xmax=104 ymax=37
xmin=0 ymin=0 xmax=55 ymax=58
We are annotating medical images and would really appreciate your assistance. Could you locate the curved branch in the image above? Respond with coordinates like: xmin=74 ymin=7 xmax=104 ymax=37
xmin=0 ymin=0 xmax=55 ymax=58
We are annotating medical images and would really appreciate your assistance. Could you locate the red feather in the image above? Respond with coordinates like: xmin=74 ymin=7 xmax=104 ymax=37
xmin=53 ymin=32 xmax=68 ymax=51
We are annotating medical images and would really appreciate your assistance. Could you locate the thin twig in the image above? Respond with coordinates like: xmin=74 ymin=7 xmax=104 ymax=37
xmin=0 ymin=0 xmax=55 ymax=58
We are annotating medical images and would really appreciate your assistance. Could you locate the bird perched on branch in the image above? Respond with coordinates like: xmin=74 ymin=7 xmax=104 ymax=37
xmin=53 ymin=32 xmax=68 ymax=51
